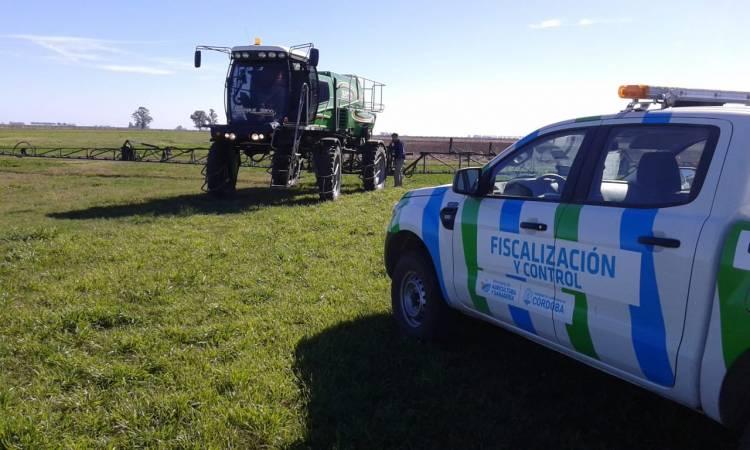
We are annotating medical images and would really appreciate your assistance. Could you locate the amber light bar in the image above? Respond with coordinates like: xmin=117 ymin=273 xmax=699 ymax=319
xmin=618 ymin=84 xmax=750 ymax=107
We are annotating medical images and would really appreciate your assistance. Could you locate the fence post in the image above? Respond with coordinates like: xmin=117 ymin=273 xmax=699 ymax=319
xmin=488 ymin=142 xmax=493 ymax=155
xmin=449 ymin=137 xmax=453 ymax=153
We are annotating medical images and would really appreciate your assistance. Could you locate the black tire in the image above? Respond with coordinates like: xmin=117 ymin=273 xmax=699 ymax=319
xmin=391 ymin=251 xmax=453 ymax=340
xmin=205 ymin=142 xmax=240 ymax=196
xmin=362 ymin=143 xmax=387 ymax=191
xmin=313 ymin=140 xmax=342 ymax=201
xmin=270 ymin=148 xmax=301 ymax=187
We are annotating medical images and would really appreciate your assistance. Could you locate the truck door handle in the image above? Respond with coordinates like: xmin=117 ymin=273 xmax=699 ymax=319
xmin=520 ymin=221 xmax=548 ymax=232
xmin=638 ymin=236 xmax=681 ymax=248
xmin=440 ymin=203 xmax=459 ymax=230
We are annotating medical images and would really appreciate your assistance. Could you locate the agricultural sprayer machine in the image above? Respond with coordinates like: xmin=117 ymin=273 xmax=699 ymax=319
xmin=194 ymin=39 xmax=387 ymax=200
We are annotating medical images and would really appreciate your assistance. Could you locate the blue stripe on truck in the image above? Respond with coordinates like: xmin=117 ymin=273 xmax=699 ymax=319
xmin=620 ymin=208 xmax=675 ymax=386
xmin=422 ymin=187 xmax=450 ymax=300
xmin=499 ymin=199 xmax=537 ymax=335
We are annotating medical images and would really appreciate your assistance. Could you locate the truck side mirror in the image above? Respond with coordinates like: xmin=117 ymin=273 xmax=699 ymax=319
xmin=309 ymin=48 xmax=319 ymax=67
xmin=453 ymin=167 xmax=482 ymax=196
xmin=194 ymin=50 xmax=202 ymax=68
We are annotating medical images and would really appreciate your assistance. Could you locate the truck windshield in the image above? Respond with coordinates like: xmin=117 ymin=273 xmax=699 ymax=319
xmin=229 ymin=62 xmax=288 ymax=124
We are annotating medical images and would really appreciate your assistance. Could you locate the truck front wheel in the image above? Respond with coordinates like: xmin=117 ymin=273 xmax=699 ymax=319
xmin=204 ymin=142 xmax=240 ymax=196
xmin=391 ymin=251 xmax=453 ymax=340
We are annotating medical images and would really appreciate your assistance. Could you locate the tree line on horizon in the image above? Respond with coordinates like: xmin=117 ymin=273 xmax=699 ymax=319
xmin=128 ymin=107 xmax=220 ymax=131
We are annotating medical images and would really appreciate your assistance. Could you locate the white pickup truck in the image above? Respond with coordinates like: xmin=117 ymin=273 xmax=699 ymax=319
xmin=385 ymin=85 xmax=750 ymax=446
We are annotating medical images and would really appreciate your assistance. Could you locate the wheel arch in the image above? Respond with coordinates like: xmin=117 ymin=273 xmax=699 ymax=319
xmin=385 ymin=230 xmax=434 ymax=279
xmin=719 ymin=349 xmax=750 ymax=429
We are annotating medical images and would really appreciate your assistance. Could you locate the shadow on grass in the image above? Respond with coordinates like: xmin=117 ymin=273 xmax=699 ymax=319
xmin=48 ymin=185 xmax=367 ymax=220
xmin=293 ymin=313 xmax=736 ymax=450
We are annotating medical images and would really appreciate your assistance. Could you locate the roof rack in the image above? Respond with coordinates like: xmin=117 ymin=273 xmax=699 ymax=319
xmin=619 ymin=84 xmax=750 ymax=110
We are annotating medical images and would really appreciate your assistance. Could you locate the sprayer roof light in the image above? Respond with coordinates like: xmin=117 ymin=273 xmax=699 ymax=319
xmin=258 ymin=133 xmax=265 ymax=140
xmin=277 ymin=52 xmax=286 ymax=59
xmin=224 ymin=133 xmax=236 ymax=141
xmin=241 ymin=52 xmax=250 ymax=58
xmin=618 ymin=84 xmax=750 ymax=107
xmin=233 ymin=52 xmax=241 ymax=59
xmin=268 ymin=52 xmax=277 ymax=59
xmin=258 ymin=52 xmax=267 ymax=58
xmin=251 ymin=133 xmax=259 ymax=141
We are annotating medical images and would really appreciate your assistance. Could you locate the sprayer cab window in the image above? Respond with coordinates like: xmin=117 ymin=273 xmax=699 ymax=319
xmin=229 ymin=63 xmax=288 ymax=124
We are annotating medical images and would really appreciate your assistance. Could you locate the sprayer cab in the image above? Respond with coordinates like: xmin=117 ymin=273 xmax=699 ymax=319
xmin=194 ymin=42 xmax=320 ymax=145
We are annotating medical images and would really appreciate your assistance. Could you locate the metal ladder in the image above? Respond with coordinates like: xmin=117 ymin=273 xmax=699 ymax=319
xmin=269 ymin=83 xmax=309 ymax=187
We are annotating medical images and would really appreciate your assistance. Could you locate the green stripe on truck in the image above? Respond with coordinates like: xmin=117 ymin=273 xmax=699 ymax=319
xmin=461 ymin=198 xmax=491 ymax=314
xmin=718 ymin=223 xmax=750 ymax=369
xmin=388 ymin=197 xmax=409 ymax=233
xmin=574 ymin=115 xmax=602 ymax=123
xmin=555 ymin=204 xmax=599 ymax=360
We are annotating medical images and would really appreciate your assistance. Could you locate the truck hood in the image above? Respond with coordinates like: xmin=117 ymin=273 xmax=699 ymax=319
xmin=401 ymin=184 xmax=452 ymax=199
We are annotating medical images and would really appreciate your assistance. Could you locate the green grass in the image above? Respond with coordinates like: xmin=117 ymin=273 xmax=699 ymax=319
xmin=0 ymin=155 xmax=738 ymax=449
xmin=0 ymin=128 xmax=209 ymax=149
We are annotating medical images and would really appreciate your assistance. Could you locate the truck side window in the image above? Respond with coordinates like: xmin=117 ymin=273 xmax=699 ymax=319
xmin=586 ymin=125 xmax=717 ymax=207
xmin=489 ymin=131 xmax=586 ymax=200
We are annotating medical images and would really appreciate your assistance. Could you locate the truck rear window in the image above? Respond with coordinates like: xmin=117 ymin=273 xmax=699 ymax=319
xmin=587 ymin=125 xmax=718 ymax=208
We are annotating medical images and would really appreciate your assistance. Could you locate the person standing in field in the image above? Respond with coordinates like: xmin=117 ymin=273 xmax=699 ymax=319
xmin=389 ymin=133 xmax=405 ymax=187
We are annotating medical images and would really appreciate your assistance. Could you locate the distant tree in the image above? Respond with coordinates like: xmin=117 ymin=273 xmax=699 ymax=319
xmin=131 ymin=107 xmax=153 ymax=129
xmin=128 ymin=122 xmax=135 ymax=128
xmin=175 ymin=125 xmax=185 ymax=131
xmin=208 ymin=108 xmax=219 ymax=125
xmin=190 ymin=110 xmax=209 ymax=129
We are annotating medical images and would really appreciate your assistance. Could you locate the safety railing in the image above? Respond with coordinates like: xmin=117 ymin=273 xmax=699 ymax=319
xmin=358 ymin=76 xmax=385 ymax=113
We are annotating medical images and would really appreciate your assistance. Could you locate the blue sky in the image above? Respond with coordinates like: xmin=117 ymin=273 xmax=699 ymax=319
xmin=1 ymin=0 xmax=749 ymax=136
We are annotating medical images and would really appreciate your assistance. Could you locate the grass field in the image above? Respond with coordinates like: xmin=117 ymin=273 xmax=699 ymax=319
xmin=0 ymin=153 xmax=739 ymax=449
xmin=0 ymin=128 xmax=209 ymax=149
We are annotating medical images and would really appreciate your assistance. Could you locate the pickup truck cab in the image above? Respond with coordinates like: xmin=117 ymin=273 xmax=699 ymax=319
xmin=385 ymin=85 xmax=750 ymax=442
